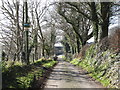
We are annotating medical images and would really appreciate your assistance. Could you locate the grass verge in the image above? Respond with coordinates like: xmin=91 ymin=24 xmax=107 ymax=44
xmin=2 ymin=58 xmax=57 ymax=89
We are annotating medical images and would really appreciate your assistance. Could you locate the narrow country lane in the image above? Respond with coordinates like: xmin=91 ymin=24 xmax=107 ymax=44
xmin=44 ymin=57 xmax=105 ymax=88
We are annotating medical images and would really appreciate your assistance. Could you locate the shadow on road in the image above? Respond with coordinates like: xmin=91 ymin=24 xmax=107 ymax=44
xmin=44 ymin=58 xmax=104 ymax=88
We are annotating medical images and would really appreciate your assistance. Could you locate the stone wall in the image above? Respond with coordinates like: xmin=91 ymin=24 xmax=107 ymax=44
xmin=70 ymin=44 xmax=119 ymax=88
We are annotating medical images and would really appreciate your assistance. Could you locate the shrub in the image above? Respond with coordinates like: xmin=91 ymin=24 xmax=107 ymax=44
xmin=98 ymin=28 xmax=120 ymax=53
xmin=98 ymin=37 xmax=110 ymax=52
xmin=70 ymin=58 xmax=80 ymax=65
xmin=76 ymin=44 xmax=90 ymax=59
xmin=109 ymin=28 xmax=120 ymax=53
xmin=2 ymin=58 xmax=57 ymax=89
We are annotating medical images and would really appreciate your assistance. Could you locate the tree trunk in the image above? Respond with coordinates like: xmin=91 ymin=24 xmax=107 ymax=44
xmin=21 ymin=1 xmax=26 ymax=63
xmin=34 ymin=33 xmax=38 ymax=60
xmin=24 ymin=1 xmax=29 ymax=65
xmin=71 ymin=46 xmax=75 ymax=54
xmin=16 ymin=1 xmax=20 ymax=61
xmin=35 ymin=45 xmax=38 ymax=60
xmin=100 ymin=2 xmax=111 ymax=40
xmin=90 ymin=2 xmax=99 ymax=43
xmin=42 ymin=40 xmax=45 ymax=57
xmin=25 ymin=30 xmax=29 ymax=65
xmin=76 ymin=36 xmax=80 ymax=53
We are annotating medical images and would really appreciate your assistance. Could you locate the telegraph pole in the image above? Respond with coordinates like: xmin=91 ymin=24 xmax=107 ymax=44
xmin=24 ymin=0 xmax=30 ymax=65
xmin=16 ymin=0 xmax=20 ymax=61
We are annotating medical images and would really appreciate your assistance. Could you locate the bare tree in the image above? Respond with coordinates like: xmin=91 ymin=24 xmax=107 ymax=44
xmin=0 ymin=0 xmax=53 ymax=64
xmin=57 ymin=2 xmax=92 ymax=53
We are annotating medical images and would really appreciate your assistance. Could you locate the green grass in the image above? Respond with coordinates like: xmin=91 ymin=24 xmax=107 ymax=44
xmin=43 ymin=60 xmax=57 ymax=68
xmin=68 ymin=44 xmax=116 ymax=88
xmin=2 ymin=60 xmax=24 ymax=73
xmin=16 ymin=69 xmax=43 ymax=88
xmin=2 ymin=58 xmax=57 ymax=89
xmin=72 ymin=58 xmax=112 ymax=87
xmin=70 ymin=58 xmax=80 ymax=65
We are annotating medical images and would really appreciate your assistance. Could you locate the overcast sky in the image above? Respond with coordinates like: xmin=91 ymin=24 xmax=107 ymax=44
xmin=0 ymin=0 xmax=119 ymax=44
xmin=0 ymin=0 xmax=118 ymax=27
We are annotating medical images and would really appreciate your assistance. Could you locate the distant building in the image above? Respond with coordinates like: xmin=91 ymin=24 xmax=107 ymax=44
xmin=54 ymin=43 xmax=64 ymax=55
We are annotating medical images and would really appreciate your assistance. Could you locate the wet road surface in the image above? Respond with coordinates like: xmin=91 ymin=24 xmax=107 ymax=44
xmin=44 ymin=58 xmax=105 ymax=88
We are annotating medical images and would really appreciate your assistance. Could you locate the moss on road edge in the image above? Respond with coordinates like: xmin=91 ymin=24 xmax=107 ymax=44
xmin=67 ymin=44 xmax=119 ymax=88
xmin=2 ymin=58 xmax=58 ymax=89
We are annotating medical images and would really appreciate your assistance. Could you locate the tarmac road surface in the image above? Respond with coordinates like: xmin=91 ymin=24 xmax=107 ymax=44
xmin=44 ymin=57 xmax=105 ymax=89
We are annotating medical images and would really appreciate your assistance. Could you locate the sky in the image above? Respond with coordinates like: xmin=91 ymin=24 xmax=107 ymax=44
xmin=54 ymin=42 xmax=63 ymax=47
xmin=55 ymin=0 xmax=119 ymax=2
xmin=0 ymin=0 xmax=119 ymax=45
